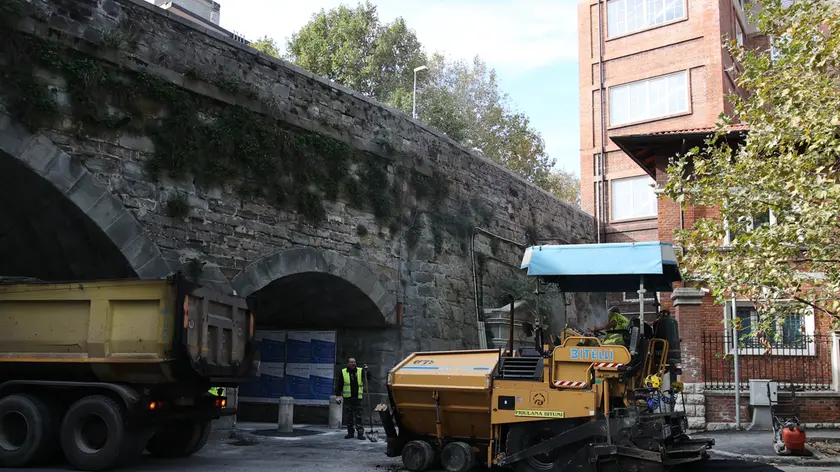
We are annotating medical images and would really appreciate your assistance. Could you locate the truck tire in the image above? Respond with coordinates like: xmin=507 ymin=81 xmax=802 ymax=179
xmin=505 ymin=421 xmax=581 ymax=472
xmin=185 ymin=420 xmax=212 ymax=455
xmin=146 ymin=419 xmax=209 ymax=458
xmin=0 ymin=393 xmax=54 ymax=467
xmin=441 ymin=441 xmax=475 ymax=472
xmin=59 ymin=395 xmax=136 ymax=471
xmin=401 ymin=440 xmax=435 ymax=472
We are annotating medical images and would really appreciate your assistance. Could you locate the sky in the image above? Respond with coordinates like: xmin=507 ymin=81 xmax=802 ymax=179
xmin=217 ymin=0 xmax=582 ymax=176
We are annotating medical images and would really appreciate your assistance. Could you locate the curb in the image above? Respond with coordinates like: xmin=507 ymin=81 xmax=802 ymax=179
xmin=709 ymin=449 xmax=840 ymax=467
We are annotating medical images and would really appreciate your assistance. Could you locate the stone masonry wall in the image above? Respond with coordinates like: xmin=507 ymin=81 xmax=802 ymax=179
xmin=0 ymin=0 xmax=600 ymax=421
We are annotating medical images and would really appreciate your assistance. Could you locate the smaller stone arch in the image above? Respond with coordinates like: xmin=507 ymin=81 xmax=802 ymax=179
xmin=230 ymin=247 xmax=397 ymax=326
xmin=0 ymin=113 xmax=171 ymax=279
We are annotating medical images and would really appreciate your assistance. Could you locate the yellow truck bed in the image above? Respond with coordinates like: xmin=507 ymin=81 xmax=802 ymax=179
xmin=388 ymin=349 xmax=501 ymax=441
xmin=0 ymin=276 xmax=253 ymax=384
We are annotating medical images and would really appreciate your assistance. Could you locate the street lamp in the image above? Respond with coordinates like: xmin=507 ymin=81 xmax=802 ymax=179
xmin=412 ymin=65 xmax=428 ymax=119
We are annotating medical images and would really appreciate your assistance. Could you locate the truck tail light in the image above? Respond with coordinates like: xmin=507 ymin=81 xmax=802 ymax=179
xmin=183 ymin=295 xmax=190 ymax=329
xmin=214 ymin=397 xmax=227 ymax=408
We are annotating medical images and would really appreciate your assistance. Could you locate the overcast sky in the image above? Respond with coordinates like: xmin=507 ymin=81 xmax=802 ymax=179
xmin=218 ymin=0 xmax=582 ymax=175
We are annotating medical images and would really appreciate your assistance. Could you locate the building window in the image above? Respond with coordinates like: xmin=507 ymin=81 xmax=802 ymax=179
xmin=610 ymin=175 xmax=657 ymax=221
xmin=725 ymin=301 xmax=816 ymax=356
xmin=607 ymin=0 xmax=686 ymax=38
xmin=735 ymin=19 xmax=744 ymax=47
xmin=724 ymin=209 xmax=776 ymax=246
xmin=609 ymin=71 xmax=689 ymax=127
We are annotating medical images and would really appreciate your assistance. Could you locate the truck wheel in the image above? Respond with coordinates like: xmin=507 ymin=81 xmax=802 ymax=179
xmin=402 ymin=440 xmax=435 ymax=472
xmin=146 ymin=419 xmax=208 ymax=458
xmin=59 ymin=395 xmax=134 ymax=471
xmin=0 ymin=393 xmax=54 ymax=467
xmin=505 ymin=421 xmax=580 ymax=472
xmin=441 ymin=441 xmax=475 ymax=472
xmin=185 ymin=420 xmax=211 ymax=455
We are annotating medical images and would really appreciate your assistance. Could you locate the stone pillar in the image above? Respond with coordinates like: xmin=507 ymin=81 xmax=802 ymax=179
xmin=328 ymin=396 xmax=343 ymax=429
xmin=671 ymin=287 xmax=708 ymax=430
xmin=277 ymin=397 xmax=294 ymax=433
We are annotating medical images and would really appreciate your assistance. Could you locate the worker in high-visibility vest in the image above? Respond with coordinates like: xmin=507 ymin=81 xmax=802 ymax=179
xmin=593 ymin=306 xmax=630 ymax=345
xmin=334 ymin=357 xmax=365 ymax=440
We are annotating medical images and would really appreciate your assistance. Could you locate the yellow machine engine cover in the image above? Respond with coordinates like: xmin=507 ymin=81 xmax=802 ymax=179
xmin=388 ymin=349 xmax=501 ymax=441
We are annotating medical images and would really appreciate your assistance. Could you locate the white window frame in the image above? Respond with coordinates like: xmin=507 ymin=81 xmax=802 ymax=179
xmin=723 ymin=209 xmax=777 ymax=246
xmin=608 ymin=70 xmax=690 ymax=127
xmin=606 ymin=0 xmax=688 ymax=39
xmin=610 ymin=175 xmax=658 ymax=221
xmin=735 ymin=18 xmax=744 ymax=47
xmin=724 ymin=301 xmax=816 ymax=356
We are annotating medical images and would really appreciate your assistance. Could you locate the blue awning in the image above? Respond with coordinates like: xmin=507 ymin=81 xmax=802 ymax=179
xmin=520 ymin=242 xmax=682 ymax=293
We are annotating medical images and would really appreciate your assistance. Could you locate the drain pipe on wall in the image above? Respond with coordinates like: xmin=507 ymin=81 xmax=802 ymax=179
xmin=596 ymin=0 xmax=607 ymax=243
xmin=471 ymin=227 xmax=529 ymax=350
xmin=470 ymin=228 xmax=486 ymax=349
xmin=680 ymin=139 xmax=686 ymax=236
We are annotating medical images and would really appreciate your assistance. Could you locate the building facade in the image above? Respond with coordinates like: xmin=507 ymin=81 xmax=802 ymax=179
xmin=578 ymin=0 xmax=758 ymax=244
xmin=147 ymin=0 xmax=247 ymax=44
xmin=578 ymin=0 xmax=840 ymax=429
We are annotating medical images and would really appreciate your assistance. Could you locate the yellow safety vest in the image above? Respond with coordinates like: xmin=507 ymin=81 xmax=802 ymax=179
xmin=208 ymin=387 xmax=225 ymax=396
xmin=342 ymin=368 xmax=364 ymax=399
xmin=604 ymin=312 xmax=630 ymax=345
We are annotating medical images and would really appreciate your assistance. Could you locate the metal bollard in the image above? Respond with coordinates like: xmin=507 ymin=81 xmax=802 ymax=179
xmin=277 ymin=396 xmax=294 ymax=433
xmin=328 ymin=395 xmax=343 ymax=429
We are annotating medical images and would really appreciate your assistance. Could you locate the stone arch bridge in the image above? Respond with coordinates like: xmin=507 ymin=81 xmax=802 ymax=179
xmin=0 ymin=0 xmax=595 ymax=420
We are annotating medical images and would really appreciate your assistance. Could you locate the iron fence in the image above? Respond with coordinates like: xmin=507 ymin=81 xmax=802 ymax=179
xmin=702 ymin=332 xmax=835 ymax=392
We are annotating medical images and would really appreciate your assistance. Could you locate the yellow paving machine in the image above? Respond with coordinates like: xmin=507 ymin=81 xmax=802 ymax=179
xmin=376 ymin=242 xmax=714 ymax=472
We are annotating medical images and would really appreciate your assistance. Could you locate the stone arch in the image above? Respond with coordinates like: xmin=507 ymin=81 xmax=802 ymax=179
xmin=230 ymin=247 xmax=397 ymax=326
xmin=0 ymin=113 xmax=171 ymax=279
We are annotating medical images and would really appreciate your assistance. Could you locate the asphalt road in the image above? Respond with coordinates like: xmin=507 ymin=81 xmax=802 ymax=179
xmin=13 ymin=427 xmax=832 ymax=472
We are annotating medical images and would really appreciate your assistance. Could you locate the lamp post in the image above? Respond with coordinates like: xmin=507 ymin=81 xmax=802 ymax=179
xmin=412 ymin=65 xmax=428 ymax=119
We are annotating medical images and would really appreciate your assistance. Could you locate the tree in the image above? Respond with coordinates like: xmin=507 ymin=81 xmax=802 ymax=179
xmin=541 ymin=169 xmax=580 ymax=206
xmin=250 ymin=35 xmax=281 ymax=58
xmin=392 ymin=54 xmax=574 ymax=201
xmin=284 ymin=2 xmax=579 ymax=203
xmin=285 ymin=1 xmax=426 ymax=104
xmin=663 ymin=0 xmax=840 ymax=331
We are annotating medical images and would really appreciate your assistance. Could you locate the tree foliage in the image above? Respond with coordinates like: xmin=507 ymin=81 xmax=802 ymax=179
xmin=250 ymin=35 xmax=281 ymax=58
xmin=664 ymin=0 xmax=840 ymax=331
xmin=279 ymin=2 xmax=578 ymax=205
xmin=286 ymin=1 xmax=426 ymax=104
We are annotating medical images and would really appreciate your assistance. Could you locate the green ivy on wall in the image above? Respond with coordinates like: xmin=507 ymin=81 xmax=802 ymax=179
xmin=0 ymin=1 xmax=495 ymax=257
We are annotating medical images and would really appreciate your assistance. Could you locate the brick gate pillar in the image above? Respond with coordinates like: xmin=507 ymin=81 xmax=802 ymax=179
xmin=671 ymin=287 xmax=707 ymax=430
xmin=672 ymin=287 xmax=706 ymax=383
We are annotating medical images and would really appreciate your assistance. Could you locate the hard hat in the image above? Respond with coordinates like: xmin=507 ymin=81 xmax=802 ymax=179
xmin=608 ymin=306 xmax=621 ymax=314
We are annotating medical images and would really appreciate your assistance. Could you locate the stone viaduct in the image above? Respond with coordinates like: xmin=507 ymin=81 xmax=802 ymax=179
xmin=0 ymin=0 xmax=597 ymax=419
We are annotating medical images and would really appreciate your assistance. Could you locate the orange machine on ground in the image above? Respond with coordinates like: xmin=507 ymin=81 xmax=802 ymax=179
xmin=376 ymin=242 xmax=714 ymax=472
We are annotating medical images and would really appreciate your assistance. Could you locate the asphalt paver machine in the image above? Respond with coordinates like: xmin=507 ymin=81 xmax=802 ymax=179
xmin=376 ymin=242 xmax=714 ymax=472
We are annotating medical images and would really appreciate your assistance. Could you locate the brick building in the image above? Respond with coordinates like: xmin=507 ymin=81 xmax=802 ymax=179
xmin=578 ymin=0 xmax=840 ymax=429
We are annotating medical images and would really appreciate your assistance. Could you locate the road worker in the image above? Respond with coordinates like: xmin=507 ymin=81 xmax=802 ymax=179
xmin=592 ymin=306 xmax=630 ymax=346
xmin=335 ymin=357 xmax=365 ymax=440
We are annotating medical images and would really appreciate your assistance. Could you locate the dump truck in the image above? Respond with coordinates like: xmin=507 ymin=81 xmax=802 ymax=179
xmin=0 ymin=274 xmax=259 ymax=471
xmin=377 ymin=242 xmax=715 ymax=472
